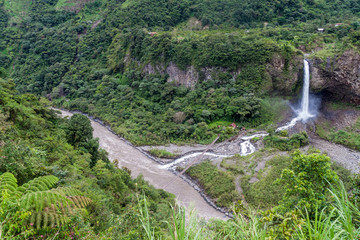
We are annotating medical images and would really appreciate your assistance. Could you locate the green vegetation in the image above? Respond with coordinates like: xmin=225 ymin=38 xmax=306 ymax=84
xmin=186 ymin=161 xmax=240 ymax=208
xmin=264 ymin=131 xmax=309 ymax=151
xmin=317 ymin=118 xmax=360 ymax=151
xmin=0 ymin=0 xmax=358 ymax=146
xmin=148 ymin=148 xmax=177 ymax=158
xmin=241 ymin=155 xmax=291 ymax=209
xmin=0 ymin=173 xmax=91 ymax=235
xmin=141 ymin=155 xmax=360 ymax=240
xmin=1 ymin=0 xmax=360 ymax=238
xmin=278 ymin=150 xmax=338 ymax=213
xmin=0 ymin=78 xmax=175 ymax=238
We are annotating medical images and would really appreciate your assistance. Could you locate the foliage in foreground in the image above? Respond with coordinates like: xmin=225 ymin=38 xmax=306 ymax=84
xmin=138 ymin=181 xmax=360 ymax=240
xmin=0 ymin=78 xmax=175 ymax=239
xmin=0 ymin=173 xmax=91 ymax=238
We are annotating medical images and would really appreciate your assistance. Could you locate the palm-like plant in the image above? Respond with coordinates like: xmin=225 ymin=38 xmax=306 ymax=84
xmin=0 ymin=172 xmax=91 ymax=236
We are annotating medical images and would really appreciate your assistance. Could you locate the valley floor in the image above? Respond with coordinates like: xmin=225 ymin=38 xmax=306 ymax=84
xmin=57 ymin=106 xmax=360 ymax=219
xmin=57 ymin=109 xmax=229 ymax=220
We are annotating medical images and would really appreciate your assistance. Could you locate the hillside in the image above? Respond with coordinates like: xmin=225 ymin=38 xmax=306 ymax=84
xmin=1 ymin=0 xmax=360 ymax=239
xmin=1 ymin=0 xmax=360 ymax=145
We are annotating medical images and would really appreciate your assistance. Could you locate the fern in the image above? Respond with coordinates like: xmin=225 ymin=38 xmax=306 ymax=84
xmin=16 ymin=175 xmax=58 ymax=195
xmin=0 ymin=173 xmax=92 ymax=230
xmin=29 ymin=211 xmax=70 ymax=229
xmin=20 ymin=190 xmax=74 ymax=212
xmin=52 ymin=186 xmax=82 ymax=197
xmin=23 ymin=188 xmax=92 ymax=228
xmin=0 ymin=172 xmax=18 ymax=198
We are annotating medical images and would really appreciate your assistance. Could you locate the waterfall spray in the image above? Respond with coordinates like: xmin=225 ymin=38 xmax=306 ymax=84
xmin=276 ymin=58 xmax=316 ymax=131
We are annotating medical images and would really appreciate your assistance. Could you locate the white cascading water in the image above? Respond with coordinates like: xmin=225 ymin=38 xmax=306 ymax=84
xmin=239 ymin=133 xmax=269 ymax=156
xmin=160 ymin=58 xmax=316 ymax=170
xmin=160 ymin=152 xmax=228 ymax=169
xmin=297 ymin=59 xmax=314 ymax=122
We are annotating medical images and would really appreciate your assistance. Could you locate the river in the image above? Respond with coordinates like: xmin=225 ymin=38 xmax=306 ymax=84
xmin=57 ymin=109 xmax=228 ymax=220
xmin=56 ymin=107 xmax=360 ymax=220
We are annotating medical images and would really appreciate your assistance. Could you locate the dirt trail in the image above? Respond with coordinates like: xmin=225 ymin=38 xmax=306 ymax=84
xmin=57 ymin=109 xmax=227 ymax=220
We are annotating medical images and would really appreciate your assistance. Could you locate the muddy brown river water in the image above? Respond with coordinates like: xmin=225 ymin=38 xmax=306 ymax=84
xmin=57 ymin=109 xmax=228 ymax=220
xmin=56 ymin=108 xmax=360 ymax=220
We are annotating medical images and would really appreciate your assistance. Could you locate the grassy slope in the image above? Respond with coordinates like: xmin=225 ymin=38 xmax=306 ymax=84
xmin=186 ymin=161 xmax=240 ymax=208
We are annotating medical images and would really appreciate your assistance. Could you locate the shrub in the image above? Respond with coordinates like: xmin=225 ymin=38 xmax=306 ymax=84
xmin=148 ymin=149 xmax=177 ymax=158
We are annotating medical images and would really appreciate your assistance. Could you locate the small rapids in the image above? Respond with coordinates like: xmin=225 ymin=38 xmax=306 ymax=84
xmin=160 ymin=152 xmax=228 ymax=170
xmin=240 ymin=133 xmax=269 ymax=156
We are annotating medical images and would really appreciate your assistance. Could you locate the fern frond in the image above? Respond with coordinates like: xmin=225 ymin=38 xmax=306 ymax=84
xmin=36 ymin=212 xmax=41 ymax=229
xmin=52 ymin=187 xmax=82 ymax=197
xmin=15 ymin=178 xmax=92 ymax=231
xmin=51 ymin=187 xmax=91 ymax=207
xmin=43 ymin=212 xmax=48 ymax=229
xmin=20 ymin=190 xmax=73 ymax=213
xmin=28 ymin=211 xmax=70 ymax=229
xmin=68 ymin=196 xmax=92 ymax=208
xmin=0 ymin=172 xmax=18 ymax=197
xmin=48 ymin=211 xmax=55 ymax=227
xmin=55 ymin=213 xmax=60 ymax=226
xmin=16 ymin=175 xmax=58 ymax=195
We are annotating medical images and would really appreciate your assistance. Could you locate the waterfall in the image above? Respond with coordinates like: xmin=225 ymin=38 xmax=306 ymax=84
xmin=297 ymin=59 xmax=314 ymax=122
xmin=160 ymin=58 xmax=318 ymax=171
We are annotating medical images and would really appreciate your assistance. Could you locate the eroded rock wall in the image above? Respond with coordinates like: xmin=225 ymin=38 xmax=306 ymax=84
xmin=141 ymin=55 xmax=303 ymax=94
xmin=310 ymin=50 xmax=360 ymax=104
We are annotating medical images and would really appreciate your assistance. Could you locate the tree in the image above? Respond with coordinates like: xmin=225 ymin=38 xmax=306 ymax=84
xmin=66 ymin=114 xmax=93 ymax=147
xmin=278 ymin=151 xmax=338 ymax=214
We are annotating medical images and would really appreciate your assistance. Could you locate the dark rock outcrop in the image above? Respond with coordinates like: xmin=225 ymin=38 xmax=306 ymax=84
xmin=266 ymin=54 xmax=303 ymax=95
xmin=310 ymin=50 xmax=360 ymax=104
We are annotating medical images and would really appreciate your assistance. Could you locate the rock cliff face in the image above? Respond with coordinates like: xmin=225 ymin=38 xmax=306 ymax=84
xmin=141 ymin=55 xmax=303 ymax=94
xmin=310 ymin=50 xmax=360 ymax=104
xmin=266 ymin=54 xmax=303 ymax=95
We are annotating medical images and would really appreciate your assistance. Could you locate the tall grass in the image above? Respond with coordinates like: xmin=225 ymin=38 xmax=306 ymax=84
xmin=165 ymin=206 xmax=205 ymax=240
xmin=138 ymin=195 xmax=156 ymax=240
xmin=216 ymin=210 xmax=267 ymax=240
xmin=294 ymin=207 xmax=343 ymax=240
xmin=293 ymin=182 xmax=360 ymax=240
xmin=138 ymin=195 xmax=207 ymax=240
xmin=138 ymin=181 xmax=360 ymax=240
xmin=329 ymin=182 xmax=360 ymax=239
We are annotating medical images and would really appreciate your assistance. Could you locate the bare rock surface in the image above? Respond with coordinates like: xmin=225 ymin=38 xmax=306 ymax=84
xmin=142 ymin=54 xmax=303 ymax=94
xmin=311 ymin=49 xmax=360 ymax=104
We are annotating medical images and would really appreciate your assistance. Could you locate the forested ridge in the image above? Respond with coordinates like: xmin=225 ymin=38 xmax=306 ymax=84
xmin=1 ymin=0 xmax=360 ymax=145
xmin=1 ymin=0 xmax=360 ymax=239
